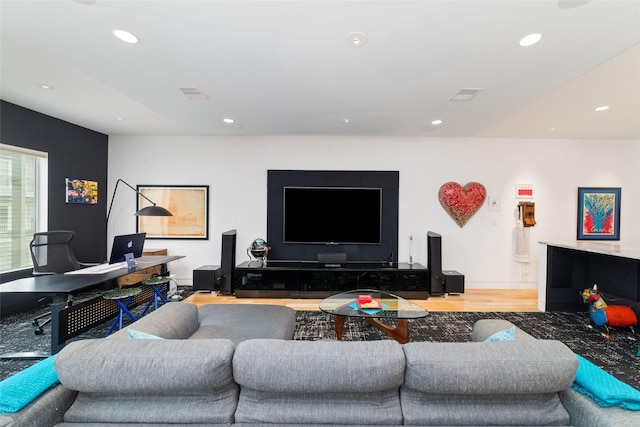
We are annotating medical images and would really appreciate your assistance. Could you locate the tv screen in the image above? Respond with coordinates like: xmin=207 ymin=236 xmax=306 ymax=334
xmin=283 ymin=187 xmax=382 ymax=244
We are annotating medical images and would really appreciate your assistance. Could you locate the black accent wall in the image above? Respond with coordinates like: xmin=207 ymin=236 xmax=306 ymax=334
xmin=1 ymin=101 xmax=108 ymax=282
xmin=267 ymin=170 xmax=399 ymax=263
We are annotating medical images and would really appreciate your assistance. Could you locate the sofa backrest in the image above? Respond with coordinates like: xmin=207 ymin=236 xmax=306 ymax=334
xmin=108 ymin=301 xmax=200 ymax=340
xmin=233 ymin=339 xmax=405 ymax=425
xmin=401 ymin=340 xmax=578 ymax=426
xmin=54 ymin=338 xmax=237 ymax=425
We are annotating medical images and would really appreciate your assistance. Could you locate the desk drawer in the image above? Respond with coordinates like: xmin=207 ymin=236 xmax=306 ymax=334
xmin=118 ymin=266 xmax=161 ymax=287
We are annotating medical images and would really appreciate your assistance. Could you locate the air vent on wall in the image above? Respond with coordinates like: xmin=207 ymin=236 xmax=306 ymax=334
xmin=449 ymin=88 xmax=483 ymax=102
xmin=178 ymin=87 xmax=209 ymax=100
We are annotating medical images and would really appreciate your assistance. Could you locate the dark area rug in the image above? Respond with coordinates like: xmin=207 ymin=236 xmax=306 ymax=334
xmin=3 ymin=305 xmax=639 ymax=392
xmin=295 ymin=310 xmax=640 ymax=391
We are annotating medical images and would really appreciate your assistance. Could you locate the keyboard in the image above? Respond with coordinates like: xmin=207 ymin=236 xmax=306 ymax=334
xmin=65 ymin=261 xmax=128 ymax=275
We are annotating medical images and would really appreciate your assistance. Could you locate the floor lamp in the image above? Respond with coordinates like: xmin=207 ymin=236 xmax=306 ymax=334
xmin=107 ymin=179 xmax=173 ymax=222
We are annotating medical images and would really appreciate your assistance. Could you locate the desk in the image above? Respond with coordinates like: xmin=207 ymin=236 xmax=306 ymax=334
xmin=0 ymin=255 xmax=183 ymax=358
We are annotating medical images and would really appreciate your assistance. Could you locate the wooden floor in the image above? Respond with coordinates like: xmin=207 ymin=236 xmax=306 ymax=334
xmin=184 ymin=289 xmax=539 ymax=312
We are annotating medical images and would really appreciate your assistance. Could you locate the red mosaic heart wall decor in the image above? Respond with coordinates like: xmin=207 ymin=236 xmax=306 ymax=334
xmin=438 ymin=182 xmax=487 ymax=227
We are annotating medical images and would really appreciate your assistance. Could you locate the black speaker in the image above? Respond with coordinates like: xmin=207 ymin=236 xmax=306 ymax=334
xmin=220 ymin=229 xmax=237 ymax=295
xmin=443 ymin=270 xmax=465 ymax=294
xmin=318 ymin=252 xmax=347 ymax=267
xmin=427 ymin=231 xmax=444 ymax=296
xmin=193 ymin=265 xmax=221 ymax=291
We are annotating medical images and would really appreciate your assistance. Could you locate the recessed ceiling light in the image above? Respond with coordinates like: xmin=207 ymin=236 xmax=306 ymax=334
xmin=115 ymin=117 xmax=124 ymax=121
xmin=519 ymin=33 xmax=542 ymax=47
xmin=346 ymin=32 xmax=367 ymax=47
xmin=112 ymin=29 xmax=139 ymax=44
xmin=223 ymin=118 xmax=235 ymax=124
xmin=341 ymin=118 xmax=353 ymax=124
xmin=431 ymin=119 xmax=443 ymax=126
xmin=594 ymin=105 xmax=610 ymax=112
xmin=37 ymin=83 xmax=54 ymax=90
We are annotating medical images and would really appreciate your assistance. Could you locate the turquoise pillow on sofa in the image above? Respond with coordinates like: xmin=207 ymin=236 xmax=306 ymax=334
xmin=0 ymin=354 xmax=59 ymax=413
xmin=128 ymin=329 xmax=164 ymax=340
xmin=572 ymin=354 xmax=640 ymax=410
xmin=484 ymin=326 xmax=516 ymax=342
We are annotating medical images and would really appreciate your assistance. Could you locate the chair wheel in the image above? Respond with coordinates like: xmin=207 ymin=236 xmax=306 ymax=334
xmin=32 ymin=320 xmax=39 ymax=327
xmin=34 ymin=329 xmax=44 ymax=335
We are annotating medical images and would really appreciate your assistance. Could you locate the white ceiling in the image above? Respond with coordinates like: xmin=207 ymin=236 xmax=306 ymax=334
xmin=1 ymin=0 xmax=639 ymax=139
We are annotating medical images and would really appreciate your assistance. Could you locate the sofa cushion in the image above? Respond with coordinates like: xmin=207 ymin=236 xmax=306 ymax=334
xmin=193 ymin=304 xmax=296 ymax=344
xmin=0 ymin=384 xmax=76 ymax=427
xmin=401 ymin=340 xmax=578 ymax=426
xmin=560 ymin=388 xmax=640 ymax=427
xmin=55 ymin=338 xmax=238 ymax=425
xmin=403 ymin=340 xmax=577 ymax=394
xmin=109 ymin=301 xmax=200 ymax=340
xmin=233 ymin=339 xmax=404 ymax=425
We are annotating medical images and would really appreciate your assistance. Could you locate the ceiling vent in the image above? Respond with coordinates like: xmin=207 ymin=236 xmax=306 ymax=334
xmin=449 ymin=88 xmax=483 ymax=102
xmin=178 ymin=87 xmax=209 ymax=100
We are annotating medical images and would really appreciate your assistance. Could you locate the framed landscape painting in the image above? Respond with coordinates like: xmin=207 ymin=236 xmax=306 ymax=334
xmin=577 ymin=187 xmax=620 ymax=240
xmin=136 ymin=185 xmax=209 ymax=240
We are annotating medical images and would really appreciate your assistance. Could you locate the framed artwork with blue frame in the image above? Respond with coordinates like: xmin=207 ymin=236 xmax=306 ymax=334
xmin=577 ymin=187 xmax=621 ymax=240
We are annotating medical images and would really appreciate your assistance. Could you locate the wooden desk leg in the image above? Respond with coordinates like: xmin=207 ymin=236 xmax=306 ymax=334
xmin=333 ymin=315 xmax=346 ymax=340
xmin=365 ymin=318 xmax=409 ymax=344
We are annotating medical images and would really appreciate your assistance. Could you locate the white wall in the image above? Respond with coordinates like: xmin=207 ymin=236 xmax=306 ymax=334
xmin=107 ymin=135 xmax=639 ymax=290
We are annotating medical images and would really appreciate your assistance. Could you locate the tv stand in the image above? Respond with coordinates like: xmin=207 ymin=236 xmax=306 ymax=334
xmin=234 ymin=261 xmax=429 ymax=299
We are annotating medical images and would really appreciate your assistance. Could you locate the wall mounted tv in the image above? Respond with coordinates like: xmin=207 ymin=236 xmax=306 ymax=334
xmin=267 ymin=170 xmax=399 ymax=263
xmin=283 ymin=187 xmax=382 ymax=245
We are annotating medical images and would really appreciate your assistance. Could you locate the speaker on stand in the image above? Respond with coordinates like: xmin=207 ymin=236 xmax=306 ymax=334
xmin=219 ymin=229 xmax=237 ymax=295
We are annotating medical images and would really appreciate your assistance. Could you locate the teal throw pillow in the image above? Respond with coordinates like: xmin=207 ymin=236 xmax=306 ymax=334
xmin=0 ymin=354 xmax=59 ymax=413
xmin=572 ymin=354 xmax=640 ymax=410
xmin=484 ymin=326 xmax=516 ymax=342
xmin=128 ymin=329 xmax=164 ymax=340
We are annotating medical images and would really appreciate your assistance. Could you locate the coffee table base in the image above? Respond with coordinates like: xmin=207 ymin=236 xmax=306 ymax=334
xmin=333 ymin=315 xmax=409 ymax=344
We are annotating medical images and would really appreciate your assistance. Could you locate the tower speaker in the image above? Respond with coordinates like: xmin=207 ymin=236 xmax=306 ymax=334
xmin=220 ymin=229 xmax=237 ymax=295
xmin=427 ymin=231 xmax=443 ymax=296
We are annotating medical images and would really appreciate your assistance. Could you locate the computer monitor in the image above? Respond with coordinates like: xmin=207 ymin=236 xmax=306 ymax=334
xmin=109 ymin=232 xmax=146 ymax=264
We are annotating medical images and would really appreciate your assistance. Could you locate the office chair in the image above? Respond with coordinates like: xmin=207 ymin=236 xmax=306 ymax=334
xmin=29 ymin=230 xmax=86 ymax=335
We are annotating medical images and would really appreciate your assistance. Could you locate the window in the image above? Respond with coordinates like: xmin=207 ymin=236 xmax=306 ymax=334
xmin=0 ymin=144 xmax=48 ymax=273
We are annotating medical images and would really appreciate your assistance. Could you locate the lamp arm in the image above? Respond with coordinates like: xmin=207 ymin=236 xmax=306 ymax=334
xmin=106 ymin=179 xmax=157 ymax=222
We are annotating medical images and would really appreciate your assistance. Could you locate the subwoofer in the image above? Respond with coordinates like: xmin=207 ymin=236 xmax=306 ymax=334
xmin=193 ymin=265 xmax=220 ymax=292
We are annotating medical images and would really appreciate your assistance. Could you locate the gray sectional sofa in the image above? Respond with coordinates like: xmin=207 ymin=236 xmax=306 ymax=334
xmin=3 ymin=304 xmax=640 ymax=427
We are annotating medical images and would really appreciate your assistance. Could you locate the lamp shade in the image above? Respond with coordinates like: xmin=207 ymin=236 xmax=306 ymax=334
xmin=135 ymin=205 xmax=173 ymax=217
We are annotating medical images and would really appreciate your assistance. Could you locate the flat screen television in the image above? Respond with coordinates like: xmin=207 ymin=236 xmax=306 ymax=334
xmin=283 ymin=187 xmax=382 ymax=245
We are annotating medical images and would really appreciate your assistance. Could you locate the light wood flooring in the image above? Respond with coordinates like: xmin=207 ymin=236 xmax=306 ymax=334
xmin=184 ymin=289 xmax=539 ymax=312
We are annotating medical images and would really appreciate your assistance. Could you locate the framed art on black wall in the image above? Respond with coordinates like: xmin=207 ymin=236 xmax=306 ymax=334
xmin=136 ymin=185 xmax=209 ymax=240
xmin=577 ymin=187 xmax=621 ymax=240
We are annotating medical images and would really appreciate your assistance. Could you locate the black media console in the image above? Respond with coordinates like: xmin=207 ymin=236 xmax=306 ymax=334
xmin=234 ymin=261 xmax=429 ymax=299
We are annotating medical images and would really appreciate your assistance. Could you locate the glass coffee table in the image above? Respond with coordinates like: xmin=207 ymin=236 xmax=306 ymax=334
xmin=319 ymin=289 xmax=428 ymax=344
